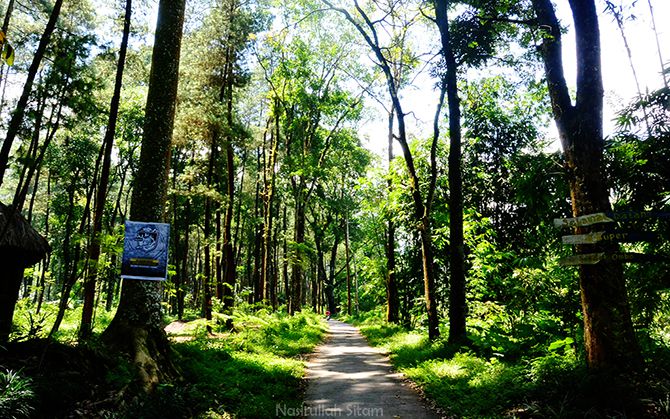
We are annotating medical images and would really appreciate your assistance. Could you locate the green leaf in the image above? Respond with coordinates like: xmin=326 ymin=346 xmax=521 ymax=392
xmin=548 ymin=337 xmax=574 ymax=352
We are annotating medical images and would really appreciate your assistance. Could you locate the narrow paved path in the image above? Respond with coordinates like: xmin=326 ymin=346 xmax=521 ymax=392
xmin=303 ymin=320 xmax=439 ymax=418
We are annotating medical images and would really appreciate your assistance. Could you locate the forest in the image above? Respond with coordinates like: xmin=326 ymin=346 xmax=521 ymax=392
xmin=0 ymin=0 xmax=669 ymax=417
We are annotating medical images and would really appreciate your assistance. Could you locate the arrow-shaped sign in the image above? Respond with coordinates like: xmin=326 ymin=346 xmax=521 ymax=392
xmin=559 ymin=253 xmax=604 ymax=266
xmin=554 ymin=213 xmax=614 ymax=228
xmin=559 ymin=252 xmax=668 ymax=266
xmin=554 ymin=211 xmax=670 ymax=228
xmin=561 ymin=231 xmax=656 ymax=245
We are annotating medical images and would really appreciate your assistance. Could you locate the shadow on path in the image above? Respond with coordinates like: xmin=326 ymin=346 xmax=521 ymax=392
xmin=303 ymin=320 xmax=439 ymax=418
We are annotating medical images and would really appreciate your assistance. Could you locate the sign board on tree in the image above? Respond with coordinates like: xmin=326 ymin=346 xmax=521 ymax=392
xmin=553 ymin=211 xmax=670 ymax=228
xmin=558 ymin=252 xmax=667 ymax=266
xmin=121 ymin=221 xmax=170 ymax=280
xmin=554 ymin=213 xmax=614 ymax=228
xmin=561 ymin=231 xmax=656 ymax=245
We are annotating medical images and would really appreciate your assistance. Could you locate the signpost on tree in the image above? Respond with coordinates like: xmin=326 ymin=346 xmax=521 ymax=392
xmin=559 ymin=252 xmax=668 ymax=267
xmin=555 ymin=211 xmax=667 ymax=267
xmin=561 ymin=231 xmax=656 ymax=245
xmin=554 ymin=211 xmax=670 ymax=228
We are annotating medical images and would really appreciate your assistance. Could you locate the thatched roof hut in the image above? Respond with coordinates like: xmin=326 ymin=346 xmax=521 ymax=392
xmin=0 ymin=202 xmax=50 ymax=266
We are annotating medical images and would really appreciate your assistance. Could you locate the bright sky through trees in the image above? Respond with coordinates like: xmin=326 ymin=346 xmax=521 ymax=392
xmin=22 ymin=0 xmax=669 ymax=161
xmin=355 ymin=0 xmax=670 ymax=157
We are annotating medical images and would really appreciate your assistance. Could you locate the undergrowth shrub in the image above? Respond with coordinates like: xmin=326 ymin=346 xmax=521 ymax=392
xmin=0 ymin=368 xmax=36 ymax=419
xmin=167 ymin=308 xmax=326 ymax=417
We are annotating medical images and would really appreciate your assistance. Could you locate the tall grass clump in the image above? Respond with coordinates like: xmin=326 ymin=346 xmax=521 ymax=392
xmin=0 ymin=368 xmax=36 ymax=419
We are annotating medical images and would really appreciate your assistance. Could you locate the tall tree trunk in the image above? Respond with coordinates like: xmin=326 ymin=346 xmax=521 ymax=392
xmin=345 ymin=217 xmax=352 ymax=315
xmin=35 ymin=172 xmax=51 ymax=315
xmin=215 ymin=207 xmax=223 ymax=300
xmin=193 ymin=234 xmax=201 ymax=304
xmin=531 ymin=0 xmax=640 ymax=371
xmin=253 ymin=160 xmax=263 ymax=303
xmin=315 ymin=230 xmax=328 ymax=313
xmin=222 ymin=133 xmax=236 ymax=319
xmin=433 ymin=0 xmax=466 ymax=344
xmin=101 ymin=0 xmax=186 ymax=390
xmin=0 ymin=0 xmax=63 ymax=186
xmin=26 ymin=161 xmax=41 ymax=224
xmin=221 ymin=41 xmax=236 ymax=320
xmin=282 ymin=204 xmax=289 ymax=304
xmin=49 ymin=174 xmax=88 ymax=338
xmin=202 ymin=134 xmax=216 ymax=330
xmin=253 ymin=226 xmax=263 ymax=303
xmin=170 ymin=159 xmax=181 ymax=316
xmin=326 ymin=231 xmax=339 ymax=315
xmin=385 ymin=110 xmax=399 ymax=323
xmin=289 ymin=200 xmax=305 ymax=314
xmin=178 ymin=199 xmax=190 ymax=319
xmin=311 ymin=258 xmax=318 ymax=311
xmin=261 ymin=116 xmax=278 ymax=303
xmin=271 ymin=197 xmax=279 ymax=309
xmin=203 ymin=196 xmax=213 ymax=330
xmin=2 ymin=0 xmax=14 ymax=34
xmin=80 ymin=0 xmax=133 ymax=339
xmin=232 ymin=149 xmax=247 ymax=266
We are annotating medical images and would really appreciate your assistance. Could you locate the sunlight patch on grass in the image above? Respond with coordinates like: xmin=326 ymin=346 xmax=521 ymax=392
xmin=403 ymin=353 xmax=528 ymax=416
xmin=353 ymin=318 xmax=624 ymax=417
xmin=162 ymin=310 xmax=327 ymax=418
xmin=431 ymin=361 xmax=467 ymax=380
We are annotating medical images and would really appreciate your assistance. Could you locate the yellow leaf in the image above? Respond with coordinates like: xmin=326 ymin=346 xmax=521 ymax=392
xmin=3 ymin=43 xmax=14 ymax=66
xmin=0 ymin=30 xmax=5 ymax=44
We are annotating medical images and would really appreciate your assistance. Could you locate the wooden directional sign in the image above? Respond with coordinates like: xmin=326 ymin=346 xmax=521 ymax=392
xmin=561 ymin=231 xmax=657 ymax=245
xmin=559 ymin=253 xmax=604 ymax=266
xmin=559 ymin=252 xmax=668 ymax=267
xmin=554 ymin=211 xmax=670 ymax=228
xmin=554 ymin=213 xmax=613 ymax=228
xmin=607 ymin=211 xmax=670 ymax=223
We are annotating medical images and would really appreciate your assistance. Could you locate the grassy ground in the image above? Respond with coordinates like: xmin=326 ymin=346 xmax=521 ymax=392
xmin=1 ymin=303 xmax=327 ymax=418
xmin=342 ymin=312 xmax=670 ymax=418
xmin=160 ymin=309 xmax=328 ymax=418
